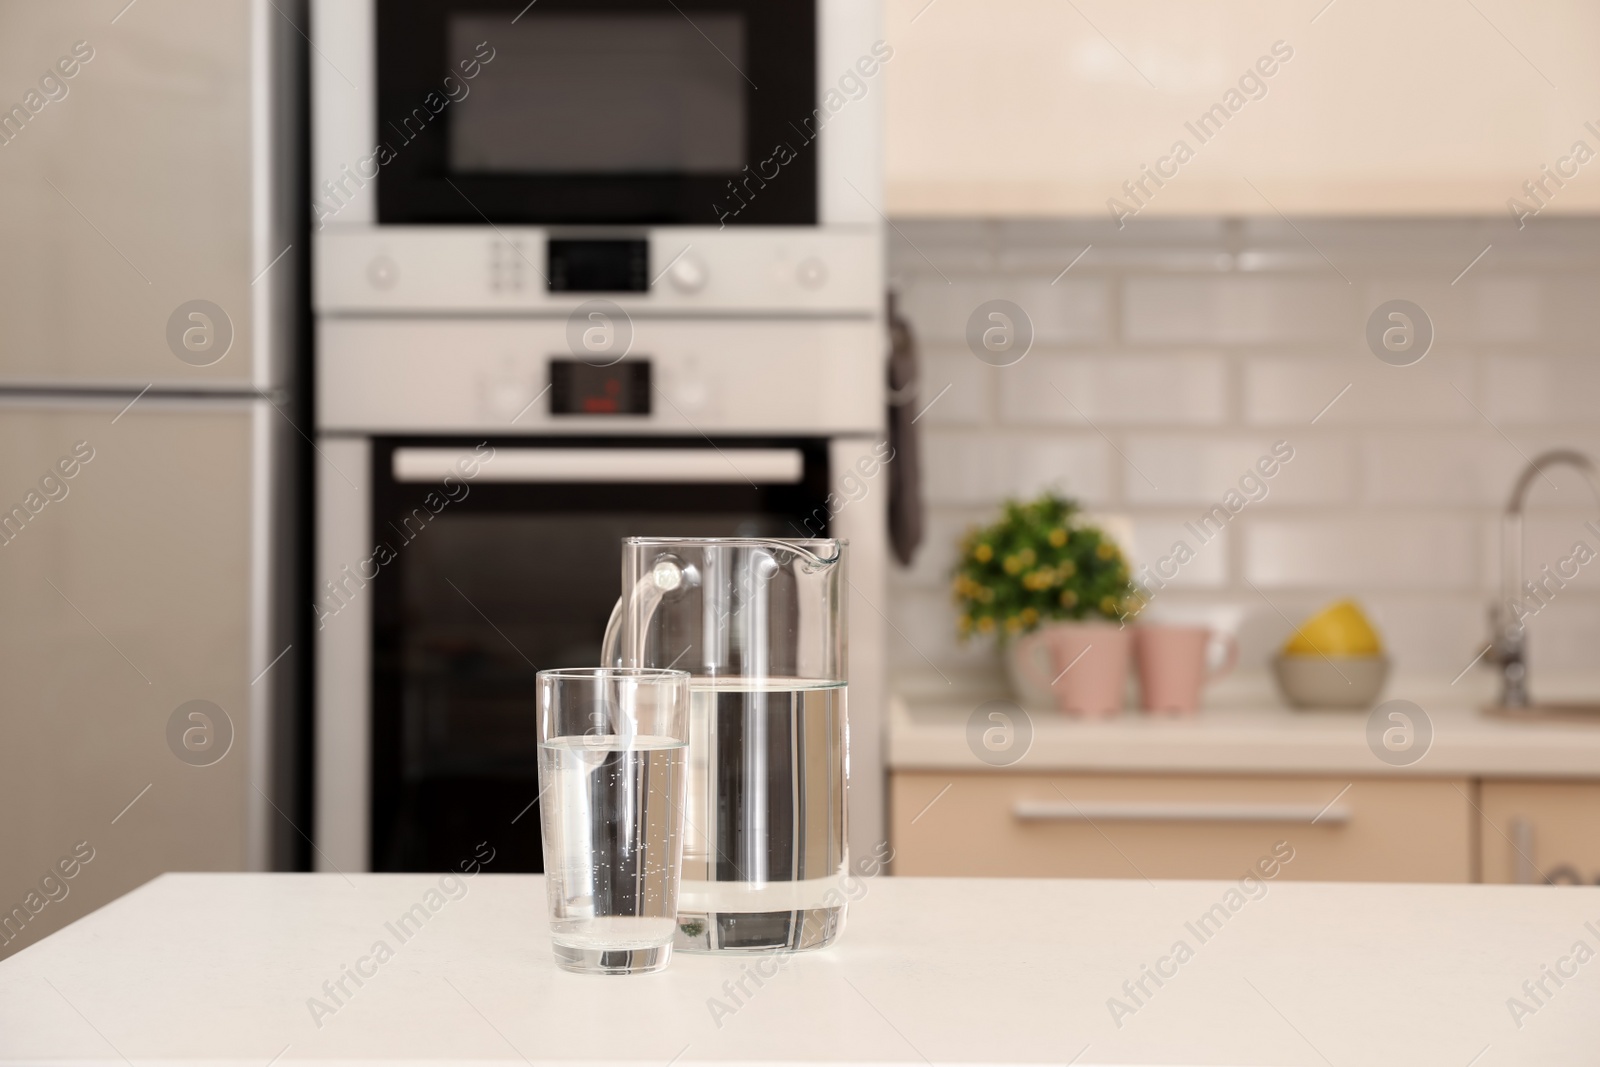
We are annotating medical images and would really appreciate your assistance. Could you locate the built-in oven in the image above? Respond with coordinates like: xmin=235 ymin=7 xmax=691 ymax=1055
xmin=313 ymin=320 xmax=890 ymax=875
xmin=311 ymin=1 xmax=887 ymax=877
xmin=365 ymin=438 xmax=831 ymax=871
xmin=377 ymin=0 xmax=817 ymax=226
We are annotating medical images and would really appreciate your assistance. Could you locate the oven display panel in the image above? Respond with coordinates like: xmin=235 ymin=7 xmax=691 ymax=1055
xmin=549 ymin=359 xmax=650 ymax=416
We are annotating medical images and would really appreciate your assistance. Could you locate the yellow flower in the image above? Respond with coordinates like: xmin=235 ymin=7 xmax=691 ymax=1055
xmin=973 ymin=543 xmax=993 ymax=563
xmin=1059 ymin=560 xmax=1076 ymax=578
xmin=1100 ymin=595 xmax=1118 ymax=615
xmin=959 ymin=614 xmax=973 ymax=634
xmin=1048 ymin=527 xmax=1067 ymax=547
xmin=1004 ymin=615 xmax=1023 ymax=634
xmin=976 ymin=615 xmax=996 ymax=634
xmin=1002 ymin=555 xmax=1023 ymax=576
xmin=1096 ymin=542 xmax=1117 ymax=561
xmin=1059 ymin=589 xmax=1078 ymax=608
xmin=1018 ymin=547 xmax=1036 ymax=567
xmin=1020 ymin=607 xmax=1039 ymax=626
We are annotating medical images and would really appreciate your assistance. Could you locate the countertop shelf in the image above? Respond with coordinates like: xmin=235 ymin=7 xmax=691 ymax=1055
xmin=3 ymin=872 xmax=1597 ymax=1063
xmin=890 ymin=675 xmax=1600 ymax=777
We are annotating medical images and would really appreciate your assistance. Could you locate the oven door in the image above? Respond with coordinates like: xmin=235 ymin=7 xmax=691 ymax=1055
xmin=366 ymin=438 xmax=830 ymax=872
xmin=377 ymin=0 xmax=817 ymax=226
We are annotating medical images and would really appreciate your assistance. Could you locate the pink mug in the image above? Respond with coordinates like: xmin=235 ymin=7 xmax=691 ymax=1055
xmin=1133 ymin=625 xmax=1237 ymax=714
xmin=1013 ymin=622 xmax=1133 ymax=718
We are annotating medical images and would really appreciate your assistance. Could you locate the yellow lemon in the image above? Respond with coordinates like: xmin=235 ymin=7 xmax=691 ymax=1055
xmin=1283 ymin=599 xmax=1383 ymax=657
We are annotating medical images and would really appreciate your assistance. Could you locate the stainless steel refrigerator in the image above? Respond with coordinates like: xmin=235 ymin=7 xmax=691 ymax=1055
xmin=0 ymin=0 xmax=302 ymax=957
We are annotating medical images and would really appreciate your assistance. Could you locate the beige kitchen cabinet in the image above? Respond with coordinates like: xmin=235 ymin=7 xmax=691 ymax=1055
xmin=885 ymin=0 xmax=1600 ymax=217
xmin=891 ymin=771 xmax=1474 ymax=882
xmin=1479 ymin=781 xmax=1600 ymax=885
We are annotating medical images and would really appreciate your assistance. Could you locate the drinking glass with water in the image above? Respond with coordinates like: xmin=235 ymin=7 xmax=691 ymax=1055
xmin=536 ymin=667 xmax=690 ymax=975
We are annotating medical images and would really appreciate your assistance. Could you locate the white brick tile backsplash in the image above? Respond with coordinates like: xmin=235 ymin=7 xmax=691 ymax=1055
xmin=1243 ymin=358 xmax=1356 ymax=425
xmin=998 ymin=353 xmax=1227 ymax=426
xmin=1243 ymin=354 xmax=1477 ymax=426
xmin=1362 ymin=433 xmax=1497 ymax=505
xmin=897 ymin=279 xmax=1108 ymax=345
xmin=1522 ymin=599 xmax=1600 ymax=674
xmin=1358 ymin=596 xmax=1491 ymax=675
xmin=1228 ymin=594 xmax=1486 ymax=673
xmin=883 ymin=221 xmax=1600 ymax=684
xmin=889 ymin=507 xmax=989 ymax=590
xmin=1531 ymin=274 xmax=1600 ymax=344
xmin=1131 ymin=519 xmax=1229 ymax=589
xmin=1124 ymin=277 xmax=1356 ymax=344
xmin=1244 ymin=517 xmax=1479 ymax=590
xmin=1489 ymin=511 xmax=1600 ymax=597
xmin=1356 ymin=276 xmax=1541 ymax=346
xmin=913 ymin=346 xmax=992 ymax=426
xmin=1482 ymin=354 xmax=1600 ymax=425
xmin=1122 ymin=435 xmax=1353 ymax=505
xmin=1466 ymin=278 xmax=1542 ymax=342
xmin=922 ymin=432 xmax=1110 ymax=507
xmin=886 ymin=586 xmax=993 ymax=673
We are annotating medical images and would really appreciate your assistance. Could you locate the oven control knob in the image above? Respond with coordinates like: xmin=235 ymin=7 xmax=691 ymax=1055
xmin=367 ymin=255 xmax=399 ymax=290
xmin=796 ymin=257 xmax=828 ymax=290
xmin=666 ymin=253 xmax=707 ymax=293
xmin=677 ymin=376 xmax=712 ymax=415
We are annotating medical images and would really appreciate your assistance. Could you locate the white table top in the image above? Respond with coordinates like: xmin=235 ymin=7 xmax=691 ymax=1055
xmin=890 ymin=689 xmax=1600 ymax=777
xmin=2 ymin=872 xmax=1597 ymax=1065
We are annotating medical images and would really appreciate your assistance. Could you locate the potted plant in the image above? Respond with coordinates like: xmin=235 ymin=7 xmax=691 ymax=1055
xmin=953 ymin=494 xmax=1139 ymax=714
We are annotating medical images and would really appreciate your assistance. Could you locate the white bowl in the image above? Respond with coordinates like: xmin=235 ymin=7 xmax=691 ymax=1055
xmin=1272 ymin=654 xmax=1389 ymax=709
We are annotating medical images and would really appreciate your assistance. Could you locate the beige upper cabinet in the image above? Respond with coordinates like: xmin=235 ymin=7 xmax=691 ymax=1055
xmin=884 ymin=0 xmax=1600 ymax=217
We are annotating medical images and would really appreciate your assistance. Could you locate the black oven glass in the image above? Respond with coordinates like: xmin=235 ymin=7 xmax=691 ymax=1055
xmin=448 ymin=14 xmax=746 ymax=175
xmin=377 ymin=0 xmax=817 ymax=226
xmin=368 ymin=438 xmax=831 ymax=873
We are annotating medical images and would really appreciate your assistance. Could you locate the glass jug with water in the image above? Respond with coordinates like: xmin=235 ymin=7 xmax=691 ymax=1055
xmin=601 ymin=537 xmax=848 ymax=953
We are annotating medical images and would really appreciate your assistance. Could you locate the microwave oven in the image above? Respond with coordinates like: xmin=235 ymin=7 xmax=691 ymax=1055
xmin=310 ymin=0 xmax=884 ymax=314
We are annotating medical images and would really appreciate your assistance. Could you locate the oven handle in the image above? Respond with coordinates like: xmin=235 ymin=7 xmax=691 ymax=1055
xmin=392 ymin=447 xmax=804 ymax=484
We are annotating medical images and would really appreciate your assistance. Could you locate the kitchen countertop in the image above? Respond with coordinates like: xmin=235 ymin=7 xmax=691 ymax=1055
xmin=3 ymin=872 xmax=1597 ymax=1065
xmin=889 ymin=674 xmax=1600 ymax=777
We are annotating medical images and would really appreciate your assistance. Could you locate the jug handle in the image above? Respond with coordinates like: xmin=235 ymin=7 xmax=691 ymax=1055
xmin=600 ymin=596 xmax=625 ymax=667
xmin=601 ymin=558 xmax=690 ymax=667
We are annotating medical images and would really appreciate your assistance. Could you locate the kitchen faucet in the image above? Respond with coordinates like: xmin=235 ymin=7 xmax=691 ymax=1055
xmin=1489 ymin=449 xmax=1600 ymax=707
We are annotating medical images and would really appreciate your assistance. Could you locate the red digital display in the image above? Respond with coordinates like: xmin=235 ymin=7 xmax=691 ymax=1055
xmin=549 ymin=360 xmax=650 ymax=416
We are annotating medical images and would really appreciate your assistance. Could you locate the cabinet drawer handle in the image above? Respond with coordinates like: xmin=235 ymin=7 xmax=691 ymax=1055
xmin=1012 ymin=801 xmax=1351 ymax=825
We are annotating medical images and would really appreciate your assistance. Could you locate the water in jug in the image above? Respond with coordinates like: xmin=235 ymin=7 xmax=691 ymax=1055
xmin=601 ymin=537 xmax=848 ymax=953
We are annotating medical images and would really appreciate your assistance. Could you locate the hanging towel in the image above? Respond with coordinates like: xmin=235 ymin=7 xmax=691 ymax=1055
xmin=886 ymin=291 xmax=924 ymax=566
